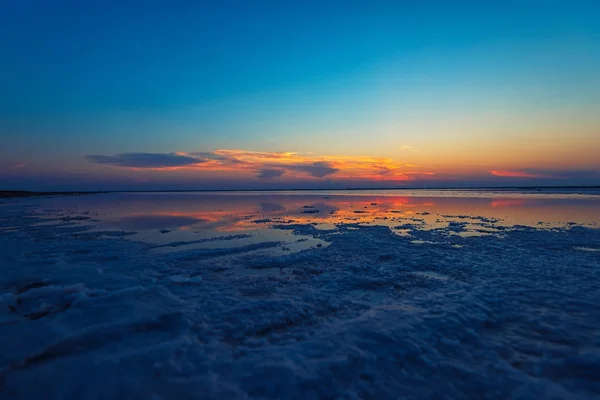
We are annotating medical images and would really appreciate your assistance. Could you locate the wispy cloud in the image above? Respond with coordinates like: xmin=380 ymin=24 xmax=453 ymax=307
xmin=489 ymin=170 xmax=546 ymax=178
xmin=399 ymin=145 xmax=417 ymax=151
xmin=490 ymin=169 xmax=600 ymax=183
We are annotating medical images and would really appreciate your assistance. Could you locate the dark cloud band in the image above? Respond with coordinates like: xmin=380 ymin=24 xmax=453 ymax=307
xmin=287 ymin=161 xmax=339 ymax=178
xmin=258 ymin=168 xmax=285 ymax=179
xmin=86 ymin=151 xmax=341 ymax=179
xmin=86 ymin=153 xmax=204 ymax=168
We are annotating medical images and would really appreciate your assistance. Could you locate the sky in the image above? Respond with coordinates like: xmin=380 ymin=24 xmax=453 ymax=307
xmin=1 ymin=0 xmax=599 ymax=190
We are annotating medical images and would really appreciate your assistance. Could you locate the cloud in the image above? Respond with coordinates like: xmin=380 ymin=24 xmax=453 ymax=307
xmin=86 ymin=149 xmax=418 ymax=181
xmin=258 ymin=168 xmax=285 ymax=179
xmin=86 ymin=153 xmax=204 ymax=168
xmin=287 ymin=161 xmax=339 ymax=178
xmin=490 ymin=170 xmax=546 ymax=178
xmin=189 ymin=152 xmax=244 ymax=165
xmin=489 ymin=169 xmax=600 ymax=181
xmin=399 ymin=145 xmax=416 ymax=151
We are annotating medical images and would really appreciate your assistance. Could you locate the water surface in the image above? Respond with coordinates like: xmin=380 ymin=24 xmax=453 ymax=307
xmin=16 ymin=188 xmax=600 ymax=255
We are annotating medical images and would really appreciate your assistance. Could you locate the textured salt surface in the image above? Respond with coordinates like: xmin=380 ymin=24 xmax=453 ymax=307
xmin=0 ymin=196 xmax=599 ymax=399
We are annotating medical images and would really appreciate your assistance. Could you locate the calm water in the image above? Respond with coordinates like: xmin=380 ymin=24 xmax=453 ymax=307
xmin=17 ymin=188 xmax=600 ymax=256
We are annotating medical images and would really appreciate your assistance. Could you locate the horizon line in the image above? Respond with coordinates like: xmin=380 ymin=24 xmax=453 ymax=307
xmin=2 ymin=184 xmax=600 ymax=197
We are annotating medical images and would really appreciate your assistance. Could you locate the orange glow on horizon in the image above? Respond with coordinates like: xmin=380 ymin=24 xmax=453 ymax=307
xmin=84 ymin=149 xmax=598 ymax=185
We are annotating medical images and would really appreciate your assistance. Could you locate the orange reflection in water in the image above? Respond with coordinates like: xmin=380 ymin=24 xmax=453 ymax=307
xmin=104 ymin=193 xmax=600 ymax=233
xmin=120 ymin=196 xmax=432 ymax=232
xmin=491 ymin=199 xmax=529 ymax=208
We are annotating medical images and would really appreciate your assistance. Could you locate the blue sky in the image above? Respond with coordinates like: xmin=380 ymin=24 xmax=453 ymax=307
xmin=1 ymin=0 xmax=599 ymax=190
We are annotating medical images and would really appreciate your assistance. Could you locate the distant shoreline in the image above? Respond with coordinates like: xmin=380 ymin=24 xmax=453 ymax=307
xmin=1 ymin=186 xmax=599 ymax=199
xmin=0 ymin=191 xmax=106 ymax=199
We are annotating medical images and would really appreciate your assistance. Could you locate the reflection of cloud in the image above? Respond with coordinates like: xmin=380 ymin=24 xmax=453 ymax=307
xmin=491 ymin=199 xmax=528 ymax=208
xmin=115 ymin=215 xmax=205 ymax=229
xmin=260 ymin=202 xmax=285 ymax=212
xmin=87 ymin=153 xmax=204 ymax=168
xmin=108 ymin=196 xmax=444 ymax=233
xmin=258 ymin=168 xmax=285 ymax=179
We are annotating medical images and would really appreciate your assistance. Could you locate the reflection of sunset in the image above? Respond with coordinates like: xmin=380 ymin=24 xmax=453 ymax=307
xmin=116 ymin=196 xmax=438 ymax=232
xmin=110 ymin=194 xmax=600 ymax=233
xmin=491 ymin=199 xmax=528 ymax=208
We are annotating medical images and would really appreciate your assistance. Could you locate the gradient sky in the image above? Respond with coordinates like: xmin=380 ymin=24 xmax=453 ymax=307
xmin=1 ymin=0 xmax=599 ymax=190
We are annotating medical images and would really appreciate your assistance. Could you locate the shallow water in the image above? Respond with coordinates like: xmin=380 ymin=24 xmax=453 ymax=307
xmin=16 ymin=189 xmax=600 ymax=255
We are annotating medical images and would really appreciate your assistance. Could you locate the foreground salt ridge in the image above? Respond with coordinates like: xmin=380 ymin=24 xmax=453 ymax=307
xmin=1 ymin=203 xmax=600 ymax=399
